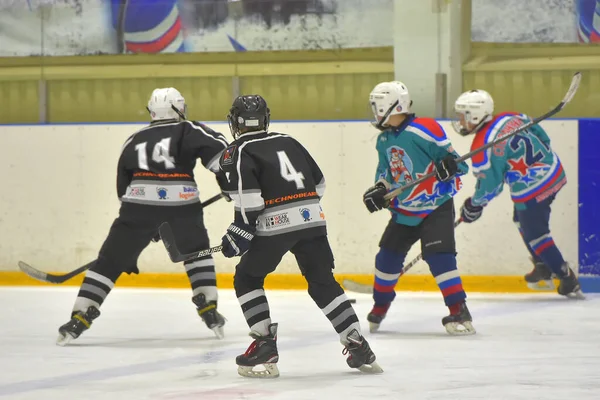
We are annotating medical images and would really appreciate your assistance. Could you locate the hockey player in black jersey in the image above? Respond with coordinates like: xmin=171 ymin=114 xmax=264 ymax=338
xmin=218 ymin=95 xmax=382 ymax=378
xmin=57 ymin=88 xmax=228 ymax=345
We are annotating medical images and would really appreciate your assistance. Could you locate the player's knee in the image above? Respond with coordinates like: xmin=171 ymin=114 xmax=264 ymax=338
xmin=234 ymin=268 xmax=265 ymax=291
xmin=423 ymin=252 xmax=457 ymax=275
xmin=90 ymin=255 xmax=125 ymax=280
xmin=303 ymin=264 xmax=336 ymax=287
xmin=375 ymin=248 xmax=406 ymax=273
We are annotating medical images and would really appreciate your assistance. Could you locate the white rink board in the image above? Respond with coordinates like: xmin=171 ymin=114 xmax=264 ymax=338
xmin=0 ymin=121 xmax=578 ymax=275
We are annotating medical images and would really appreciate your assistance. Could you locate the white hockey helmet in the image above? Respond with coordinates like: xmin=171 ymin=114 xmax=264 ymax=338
xmin=452 ymin=89 xmax=494 ymax=136
xmin=147 ymin=87 xmax=186 ymax=121
xmin=369 ymin=81 xmax=412 ymax=130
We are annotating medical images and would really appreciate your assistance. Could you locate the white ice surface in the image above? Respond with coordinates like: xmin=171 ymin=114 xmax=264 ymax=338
xmin=0 ymin=288 xmax=599 ymax=400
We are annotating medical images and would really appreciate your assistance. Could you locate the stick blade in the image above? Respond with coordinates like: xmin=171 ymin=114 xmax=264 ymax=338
xmin=18 ymin=261 xmax=50 ymax=283
xmin=563 ymin=72 xmax=582 ymax=104
xmin=342 ymin=279 xmax=373 ymax=294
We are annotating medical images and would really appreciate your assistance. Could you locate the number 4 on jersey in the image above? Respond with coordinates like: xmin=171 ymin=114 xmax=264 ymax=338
xmin=135 ymin=138 xmax=176 ymax=170
xmin=277 ymin=151 xmax=305 ymax=189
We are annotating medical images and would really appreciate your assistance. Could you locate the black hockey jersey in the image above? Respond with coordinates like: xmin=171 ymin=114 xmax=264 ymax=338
xmin=118 ymin=120 xmax=228 ymax=206
xmin=218 ymin=131 xmax=327 ymax=237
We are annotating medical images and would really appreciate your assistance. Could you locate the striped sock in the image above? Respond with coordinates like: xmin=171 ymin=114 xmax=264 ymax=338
xmin=373 ymin=248 xmax=406 ymax=306
xmin=184 ymin=257 xmax=218 ymax=302
xmin=318 ymin=293 xmax=361 ymax=343
xmin=425 ymin=253 xmax=466 ymax=307
xmin=515 ymin=221 xmax=543 ymax=263
xmin=528 ymin=234 xmax=566 ymax=277
xmin=73 ymin=269 xmax=118 ymax=313
xmin=237 ymin=288 xmax=271 ymax=336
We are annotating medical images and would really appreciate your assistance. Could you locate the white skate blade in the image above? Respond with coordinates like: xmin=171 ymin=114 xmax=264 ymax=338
xmin=565 ymin=290 xmax=586 ymax=300
xmin=369 ymin=322 xmax=380 ymax=333
xmin=211 ymin=325 xmax=225 ymax=339
xmin=527 ymin=280 xmax=555 ymax=291
xmin=358 ymin=361 xmax=384 ymax=374
xmin=444 ymin=321 xmax=476 ymax=336
xmin=237 ymin=363 xmax=280 ymax=379
xmin=56 ymin=332 xmax=75 ymax=347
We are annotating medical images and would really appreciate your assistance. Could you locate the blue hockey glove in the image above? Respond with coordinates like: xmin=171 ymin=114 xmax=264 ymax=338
xmin=221 ymin=221 xmax=256 ymax=258
xmin=363 ymin=179 xmax=390 ymax=213
xmin=460 ymin=197 xmax=483 ymax=223
xmin=435 ymin=155 xmax=459 ymax=182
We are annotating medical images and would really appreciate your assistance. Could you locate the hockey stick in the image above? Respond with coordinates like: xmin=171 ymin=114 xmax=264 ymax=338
xmin=343 ymin=219 xmax=463 ymax=294
xmin=17 ymin=193 xmax=226 ymax=284
xmin=18 ymin=260 xmax=95 ymax=285
xmin=383 ymin=72 xmax=582 ymax=202
xmin=159 ymin=222 xmax=223 ymax=262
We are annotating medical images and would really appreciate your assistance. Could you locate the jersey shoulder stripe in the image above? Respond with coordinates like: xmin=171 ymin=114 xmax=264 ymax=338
xmin=471 ymin=112 xmax=520 ymax=168
xmin=407 ymin=118 xmax=449 ymax=145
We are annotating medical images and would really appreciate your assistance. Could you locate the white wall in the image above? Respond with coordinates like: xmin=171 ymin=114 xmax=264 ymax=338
xmin=0 ymin=121 xmax=578 ymax=275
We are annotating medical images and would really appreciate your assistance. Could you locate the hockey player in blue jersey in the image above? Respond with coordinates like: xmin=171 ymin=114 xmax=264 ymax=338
xmin=362 ymin=81 xmax=475 ymax=335
xmin=452 ymin=89 xmax=583 ymax=299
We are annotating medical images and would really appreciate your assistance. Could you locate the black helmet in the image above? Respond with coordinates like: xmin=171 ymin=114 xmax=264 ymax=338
xmin=227 ymin=95 xmax=270 ymax=139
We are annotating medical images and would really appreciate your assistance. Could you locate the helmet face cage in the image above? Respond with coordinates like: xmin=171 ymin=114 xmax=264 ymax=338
xmin=370 ymin=99 xmax=399 ymax=131
xmin=452 ymin=110 xmax=472 ymax=136
xmin=452 ymin=108 xmax=490 ymax=136
xmin=227 ymin=109 xmax=241 ymax=140
xmin=452 ymin=90 xmax=494 ymax=136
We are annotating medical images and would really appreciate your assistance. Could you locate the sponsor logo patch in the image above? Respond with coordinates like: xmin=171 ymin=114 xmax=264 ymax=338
xmin=129 ymin=187 xmax=146 ymax=197
xmin=265 ymin=213 xmax=291 ymax=229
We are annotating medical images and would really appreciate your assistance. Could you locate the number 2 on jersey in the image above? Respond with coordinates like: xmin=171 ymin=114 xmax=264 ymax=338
xmin=135 ymin=138 xmax=176 ymax=170
xmin=277 ymin=151 xmax=305 ymax=189
xmin=509 ymin=134 xmax=545 ymax=166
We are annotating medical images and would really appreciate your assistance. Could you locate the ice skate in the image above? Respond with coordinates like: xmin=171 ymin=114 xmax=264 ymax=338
xmin=342 ymin=329 xmax=383 ymax=374
xmin=236 ymin=323 xmax=279 ymax=378
xmin=442 ymin=301 xmax=476 ymax=335
xmin=367 ymin=303 xmax=390 ymax=333
xmin=524 ymin=258 xmax=555 ymax=291
xmin=557 ymin=264 xmax=585 ymax=300
xmin=192 ymin=294 xmax=226 ymax=339
xmin=56 ymin=306 xmax=101 ymax=346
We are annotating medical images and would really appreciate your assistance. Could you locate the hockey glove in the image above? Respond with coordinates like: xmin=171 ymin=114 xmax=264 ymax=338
xmin=221 ymin=221 xmax=256 ymax=258
xmin=460 ymin=197 xmax=484 ymax=223
xmin=363 ymin=179 xmax=390 ymax=213
xmin=435 ymin=155 xmax=459 ymax=182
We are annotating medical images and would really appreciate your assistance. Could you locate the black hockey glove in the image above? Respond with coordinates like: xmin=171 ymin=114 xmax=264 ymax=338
xmin=363 ymin=180 xmax=390 ymax=213
xmin=221 ymin=221 xmax=256 ymax=258
xmin=435 ymin=155 xmax=459 ymax=182
xmin=460 ymin=197 xmax=484 ymax=223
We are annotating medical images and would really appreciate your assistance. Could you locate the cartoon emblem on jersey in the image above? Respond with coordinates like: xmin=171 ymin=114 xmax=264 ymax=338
xmin=387 ymin=146 xmax=413 ymax=184
xmin=157 ymin=187 xmax=168 ymax=200
xmin=300 ymin=208 xmax=311 ymax=222
xmin=222 ymin=145 xmax=237 ymax=165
